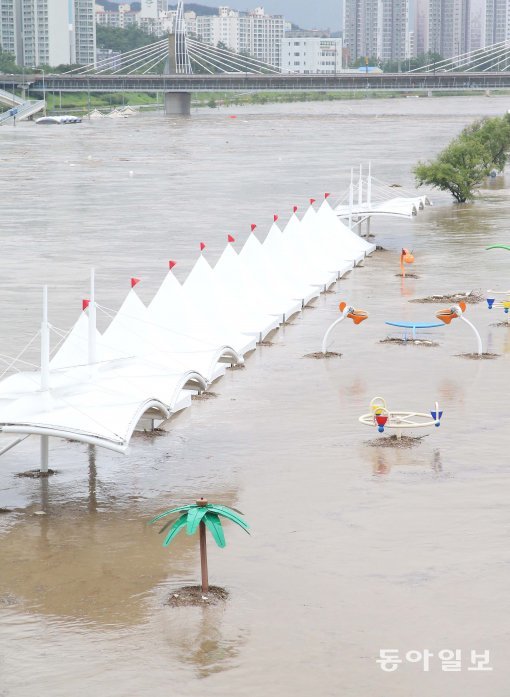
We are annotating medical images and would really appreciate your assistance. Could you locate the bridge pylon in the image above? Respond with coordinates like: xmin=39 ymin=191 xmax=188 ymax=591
xmin=164 ymin=1 xmax=192 ymax=116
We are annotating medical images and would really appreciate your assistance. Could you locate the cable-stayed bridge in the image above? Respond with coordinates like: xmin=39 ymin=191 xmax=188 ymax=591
xmin=2 ymin=2 xmax=510 ymax=117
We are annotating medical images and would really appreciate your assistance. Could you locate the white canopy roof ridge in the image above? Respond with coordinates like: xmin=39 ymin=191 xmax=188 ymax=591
xmin=281 ymin=212 xmax=338 ymax=288
xmin=50 ymin=309 xmax=121 ymax=371
xmin=101 ymin=289 xmax=227 ymax=383
xmin=238 ymin=233 xmax=303 ymax=319
xmin=318 ymin=200 xmax=376 ymax=256
xmin=262 ymin=222 xmax=321 ymax=306
xmin=214 ymin=242 xmax=296 ymax=321
xmin=148 ymin=269 xmax=249 ymax=363
xmin=0 ymin=359 xmax=207 ymax=452
xmin=299 ymin=205 xmax=356 ymax=276
xmin=183 ymin=254 xmax=279 ymax=342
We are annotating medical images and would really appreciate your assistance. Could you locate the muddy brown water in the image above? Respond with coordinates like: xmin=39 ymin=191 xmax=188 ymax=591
xmin=1 ymin=97 xmax=510 ymax=696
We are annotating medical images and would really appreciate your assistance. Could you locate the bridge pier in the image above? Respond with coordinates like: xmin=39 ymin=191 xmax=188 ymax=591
xmin=164 ymin=91 xmax=191 ymax=116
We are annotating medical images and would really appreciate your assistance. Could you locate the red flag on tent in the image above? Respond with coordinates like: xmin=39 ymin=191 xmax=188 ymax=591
xmin=200 ymin=242 xmax=206 ymax=251
xmin=228 ymin=234 xmax=235 ymax=243
xmin=293 ymin=206 xmax=298 ymax=213
xmin=82 ymin=299 xmax=90 ymax=311
xmin=251 ymin=224 xmax=257 ymax=231
xmin=324 ymin=192 xmax=330 ymax=199
xmin=169 ymin=260 xmax=177 ymax=269
xmin=273 ymin=214 xmax=279 ymax=222
xmin=310 ymin=198 xmax=316 ymax=205
xmin=131 ymin=277 xmax=140 ymax=288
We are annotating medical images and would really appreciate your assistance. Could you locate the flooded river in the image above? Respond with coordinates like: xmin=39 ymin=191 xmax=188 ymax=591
xmin=1 ymin=96 xmax=510 ymax=696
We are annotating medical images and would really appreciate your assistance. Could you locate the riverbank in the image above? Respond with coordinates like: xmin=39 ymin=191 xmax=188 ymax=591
xmin=3 ymin=87 xmax=510 ymax=117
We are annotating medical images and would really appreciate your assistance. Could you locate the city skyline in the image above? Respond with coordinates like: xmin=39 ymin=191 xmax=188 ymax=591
xmin=181 ymin=1 xmax=343 ymax=30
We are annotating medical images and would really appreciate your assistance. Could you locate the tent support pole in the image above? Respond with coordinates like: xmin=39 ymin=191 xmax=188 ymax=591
xmin=40 ymin=435 xmax=49 ymax=474
xmin=348 ymin=168 xmax=354 ymax=230
xmin=40 ymin=286 xmax=50 ymax=474
xmin=0 ymin=435 xmax=30 ymax=457
xmin=41 ymin=286 xmax=50 ymax=391
xmin=88 ymin=268 xmax=97 ymax=372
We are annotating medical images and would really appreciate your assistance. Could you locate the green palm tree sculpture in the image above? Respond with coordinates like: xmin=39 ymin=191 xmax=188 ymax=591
xmin=149 ymin=498 xmax=249 ymax=593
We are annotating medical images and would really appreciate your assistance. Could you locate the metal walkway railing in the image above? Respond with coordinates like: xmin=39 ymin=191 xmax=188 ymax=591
xmin=0 ymin=99 xmax=46 ymax=124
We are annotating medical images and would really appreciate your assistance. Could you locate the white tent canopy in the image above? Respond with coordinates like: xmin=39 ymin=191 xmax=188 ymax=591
xmin=238 ymin=232 xmax=304 ymax=319
xmin=214 ymin=242 xmax=300 ymax=322
xmin=316 ymin=200 xmax=376 ymax=259
xmin=183 ymin=254 xmax=279 ymax=342
xmin=0 ymin=178 xmax=417 ymax=468
xmin=281 ymin=212 xmax=338 ymax=288
xmin=262 ymin=222 xmax=322 ymax=306
xmin=148 ymin=269 xmax=253 ymax=359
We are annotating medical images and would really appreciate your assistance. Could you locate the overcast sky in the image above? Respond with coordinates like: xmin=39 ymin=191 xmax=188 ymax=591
xmin=192 ymin=2 xmax=341 ymax=30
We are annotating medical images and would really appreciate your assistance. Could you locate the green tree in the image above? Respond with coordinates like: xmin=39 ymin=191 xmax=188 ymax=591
xmin=414 ymin=114 xmax=510 ymax=202
xmin=96 ymin=25 xmax=159 ymax=53
xmin=0 ymin=47 xmax=22 ymax=73
xmin=462 ymin=115 xmax=510 ymax=172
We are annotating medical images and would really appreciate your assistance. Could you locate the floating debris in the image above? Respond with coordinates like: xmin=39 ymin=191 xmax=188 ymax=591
xmin=16 ymin=469 xmax=56 ymax=478
xmin=456 ymin=352 xmax=499 ymax=360
xmin=410 ymin=291 xmax=483 ymax=304
xmin=379 ymin=337 xmax=438 ymax=347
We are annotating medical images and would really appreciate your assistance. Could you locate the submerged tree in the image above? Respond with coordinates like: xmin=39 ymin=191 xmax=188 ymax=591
xmin=414 ymin=114 xmax=510 ymax=203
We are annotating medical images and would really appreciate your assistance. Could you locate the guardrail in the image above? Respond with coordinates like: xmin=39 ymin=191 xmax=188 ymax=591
xmin=0 ymin=87 xmax=24 ymax=107
xmin=0 ymin=99 xmax=45 ymax=124
xmin=1 ymin=71 xmax=509 ymax=93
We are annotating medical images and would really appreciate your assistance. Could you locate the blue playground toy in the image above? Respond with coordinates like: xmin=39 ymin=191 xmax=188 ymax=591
xmin=385 ymin=320 xmax=443 ymax=341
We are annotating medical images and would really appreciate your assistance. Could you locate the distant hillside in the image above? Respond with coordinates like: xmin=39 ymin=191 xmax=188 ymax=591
xmin=168 ymin=3 xmax=219 ymax=14
xmin=96 ymin=0 xmax=218 ymax=13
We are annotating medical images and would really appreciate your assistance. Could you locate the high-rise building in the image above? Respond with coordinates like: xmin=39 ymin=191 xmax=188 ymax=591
xmin=414 ymin=0 xmax=429 ymax=56
xmin=380 ymin=0 xmax=409 ymax=62
xmin=0 ymin=0 xmax=23 ymax=60
xmin=343 ymin=0 xmax=379 ymax=63
xmin=0 ymin=0 xmax=96 ymax=66
xmin=485 ymin=0 xmax=510 ymax=45
xmin=427 ymin=0 xmax=470 ymax=58
xmin=73 ymin=0 xmax=95 ymax=65
xmin=21 ymin=0 xmax=72 ymax=66
xmin=343 ymin=0 xmax=408 ymax=64
xmin=186 ymin=6 xmax=290 ymax=67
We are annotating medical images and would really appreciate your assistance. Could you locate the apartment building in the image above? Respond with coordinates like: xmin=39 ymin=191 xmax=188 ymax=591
xmin=0 ymin=0 xmax=96 ymax=66
xmin=343 ymin=0 xmax=408 ymax=64
xmin=280 ymin=37 xmax=343 ymax=73
xmin=427 ymin=0 xmax=470 ymax=57
xmin=485 ymin=0 xmax=510 ymax=44
xmin=95 ymin=3 xmax=138 ymax=29
xmin=74 ymin=0 xmax=95 ymax=65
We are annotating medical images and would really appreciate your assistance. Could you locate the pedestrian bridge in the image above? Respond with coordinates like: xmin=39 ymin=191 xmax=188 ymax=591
xmin=2 ymin=71 xmax=510 ymax=95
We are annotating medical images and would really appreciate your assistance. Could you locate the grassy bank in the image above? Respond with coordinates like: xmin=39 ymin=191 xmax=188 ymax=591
xmin=4 ymin=87 xmax=510 ymax=116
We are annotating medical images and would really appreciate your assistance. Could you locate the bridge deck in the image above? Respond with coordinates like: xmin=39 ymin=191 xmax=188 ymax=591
xmin=1 ymin=72 xmax=510 ymax=93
